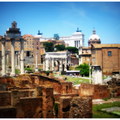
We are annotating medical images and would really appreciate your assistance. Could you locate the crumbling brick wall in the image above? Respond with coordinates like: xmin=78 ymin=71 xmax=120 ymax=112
xmin=79 ymin=84 xmax=94 ymax=97
xmin=58 ymin=96 xmax=92 ymax=118
xmin=58 ymin=97 xmax=72 ymax=118
xmin=0 ymin=91 xmax=11 ymax=106
xmin=16 ymin=97 xmax=43 ymax=118
xmin=69 ymin=96 xmax=92 ymax=118
xmin=0 ymin=106 xmax=16 ymax=118
xmin=93 ymin=84 xmax=110 ymax=99
xmin=79 ymin=83 xmax=110 ymax=99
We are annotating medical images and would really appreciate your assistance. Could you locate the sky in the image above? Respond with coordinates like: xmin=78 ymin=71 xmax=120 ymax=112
xmin=0 ymin=1 xmax=120 ymax=46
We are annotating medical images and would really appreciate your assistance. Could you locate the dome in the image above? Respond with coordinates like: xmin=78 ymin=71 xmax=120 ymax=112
xmin=89 ymin=30 xmax=100 ymax=40
xmin=88 ymin=30 xmax=101 ymax=46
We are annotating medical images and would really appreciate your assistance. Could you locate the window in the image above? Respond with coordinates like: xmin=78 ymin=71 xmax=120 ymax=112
xmin=108 ymin=51 xmax=112 ymax=56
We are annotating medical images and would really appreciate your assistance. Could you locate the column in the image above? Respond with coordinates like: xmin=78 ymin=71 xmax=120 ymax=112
xmin=20 ymin=39 xmax=25 ymax=74
xmin=11 ymin=39 xmax=15 ymax=76
xmin=45 ymin=58 xmax=49 ymax=71
xmin=1 ymin=40 xmax=6 ymax=76
xmin=64 ymin=58 xmax=67 ymax=71
xmin=35 ymin=52 xmax=38 ymax=72
xmin=51 ymin=58 xmax=54 ymax=71
xmin=59 ymin=60 xmax=62 ymax=71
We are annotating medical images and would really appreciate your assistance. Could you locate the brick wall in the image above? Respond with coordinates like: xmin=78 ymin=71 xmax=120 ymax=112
xmin=79 ymin=83 xmax=110 ymax=99
xmin=69 ymin=96 xmax=92 ymax=118
xmin=16 ymin=97 xmax=42 ymax=118
xmin=0 ymin=91 xmax=11 ymax=106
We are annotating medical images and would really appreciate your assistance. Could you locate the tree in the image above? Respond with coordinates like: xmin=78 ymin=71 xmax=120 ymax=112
xmin=43 ymin=42 xmax=54 ymax=52
xmin=55 ymin=44 xmax=65 ymax=51
xmin=75 ymin=63 xmax=89 ymax=77
xmin=65 ymin=46 xmax=78 ymax=54
xmin=54 ymin=34 xmax=60 ymax=40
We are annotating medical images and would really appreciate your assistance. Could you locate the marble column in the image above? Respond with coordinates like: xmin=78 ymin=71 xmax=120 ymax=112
xmin=64 ymin=58 xmax=67 ymax=71
xmin=20 ymin=39 xmax=25 ymax=74
xmin=35 ymin=52 xmax=38 ymax=72
xmin=11 ymin=39 xmax=15 ymax=76
xmin=51 ymin=58 xmax=54 ymax=71
xmin=59 ymin=60 xmax=62 ymax=71
xmin=45 ymin=58 xmax=49 ymax=71
xmin=1 ymin=40 xmax=6 ymax=76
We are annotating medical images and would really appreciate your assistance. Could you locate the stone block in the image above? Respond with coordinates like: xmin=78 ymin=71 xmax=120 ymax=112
xmin=0 ymin=91 xmax=11 ymax=106
xmin=58 ymin=96 xmax=72 ymax=118
xmin=16 ymin=97 xmax=43 ymax=118
xmin=0 ymin=106 xmax=16 ymax=118
xmin=69 ymin=96 xmax=92 ymax=118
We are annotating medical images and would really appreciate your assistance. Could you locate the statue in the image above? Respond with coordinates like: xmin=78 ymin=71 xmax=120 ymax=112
xmin=12 ymin=21 xmax=17 ymax=28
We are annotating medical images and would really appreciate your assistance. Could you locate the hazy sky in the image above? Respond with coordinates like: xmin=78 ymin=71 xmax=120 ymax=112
xmin=0 ymin=2 xmax=120 ymax=46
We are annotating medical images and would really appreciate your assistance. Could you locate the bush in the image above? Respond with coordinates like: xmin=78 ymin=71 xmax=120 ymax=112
xmin=15 ymin=69 xmax=20 ymax=74
xmin=25 ymin=67 xmax=33 ymax=73
xmin=76 ymin=63 xmax=90 ymax=77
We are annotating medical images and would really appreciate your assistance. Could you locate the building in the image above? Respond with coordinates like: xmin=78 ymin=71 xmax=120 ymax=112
xmin=39 ymin=28 xmax=84 ymax=48
xmin=60 ymin=28 xmax=84 ymax=48
xmin=91 ymin=44 xmax=120 ymax=74
xmin=43 ymin=51 xmax=71 ymax=72
xmin=79 ymin=29 xmax=101 ymax=65
xmin=79 ymin=46 xmax=91 ymax=65
xmin=88 ymin=29 xmax=101 ymax=46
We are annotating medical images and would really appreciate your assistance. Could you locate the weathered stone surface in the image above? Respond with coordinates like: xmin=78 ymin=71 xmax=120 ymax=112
xmin=79 ymin=83 xmax=110 ymax=99
xmin=0 ymin=91 xmax=11 ymax=106
xmin=0 ymin=106 xmax=16 ymax=118
xmin=16 ymin=97 xmax=42 ymax=118
xmin=58 ymin=96 xmax=72 ymax=118
xmin=42 ymin=87 xmax=54 ymax=118
xmin=69 ymin=96 xmax=92 ymax=118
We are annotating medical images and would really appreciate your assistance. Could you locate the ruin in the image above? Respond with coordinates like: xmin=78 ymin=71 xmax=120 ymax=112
xmin=0 ymin=71 xmax=118 ymax=118
xmin=0 ymin=21 xmax=25 ymax=76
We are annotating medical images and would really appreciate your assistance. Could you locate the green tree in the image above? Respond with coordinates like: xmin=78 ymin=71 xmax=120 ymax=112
xmin=43 ymin=42 xmax=54 ymax=52
xmin=76 ymin=63 xmax=89 ymax=77
xmin=65 ymin=46 xmax=78 ymax=54
xmin=55 ymin=44 xmax=65 ymax=51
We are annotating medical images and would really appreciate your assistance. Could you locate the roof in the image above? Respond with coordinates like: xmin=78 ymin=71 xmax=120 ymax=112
xmin=92 ymin=44 xmax=120 ymax=48
xmin=22 ymin=34 xmax=33 ymax=38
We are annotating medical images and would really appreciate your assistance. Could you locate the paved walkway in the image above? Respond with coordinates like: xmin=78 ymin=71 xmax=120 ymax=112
xmin=92 ymin=98 xmax=120 ymax=104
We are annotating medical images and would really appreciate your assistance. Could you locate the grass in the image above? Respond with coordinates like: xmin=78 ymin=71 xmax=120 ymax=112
xmin=93 ymin=101 xmax=120 ymax=118
xmin=53 ymin=73 xmax=91 ymax=85
xmin=66 ymin=76 xmax=90 ymax=85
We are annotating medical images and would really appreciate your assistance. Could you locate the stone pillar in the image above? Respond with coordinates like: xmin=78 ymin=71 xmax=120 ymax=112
xmin=11 ymin=40 xmax=15 ymax=76
xmin=1 ymin=40 xmax=6 ymax=76
xmin=64 ymin=59 xmax=67 ymax=71
xmin=51 ymin=58 xmax=54 ymax=71
xmin=45 ymin=58 xmax=49 ymax=71
xmin=42 ymin=87 xmax=54 ymax=118
xmin=20 ymin=39 xmax=24 ymax=74
xmin=92 ymin=66 xmax=103 ymax=84
xmin=35 ymin=52 xmax=38 ymax=72
xmin=59 ymin=60 xmax=62 ymax=72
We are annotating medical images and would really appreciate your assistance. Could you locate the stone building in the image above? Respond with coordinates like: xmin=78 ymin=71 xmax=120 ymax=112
xmin=60 ymin=28 xmax=84 ymax=48
xmin=79 ymin=46 xmax=91 ymax=65
xmin=88 ymin=29 xmax=101 ymax=46
xmin=91 ymin=44 xmax=120 ymax=75
xmin=43 ymin=51 xmax=71 ymax=72
xmin=39 ymin=28 xmax=84 ymax=48
xmin=79 ymin=29 xmax=101 ymax=65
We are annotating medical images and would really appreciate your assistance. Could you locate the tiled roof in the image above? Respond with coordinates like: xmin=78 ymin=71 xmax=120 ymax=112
xmin=92 ymin=44 xmax=120 ymax=48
